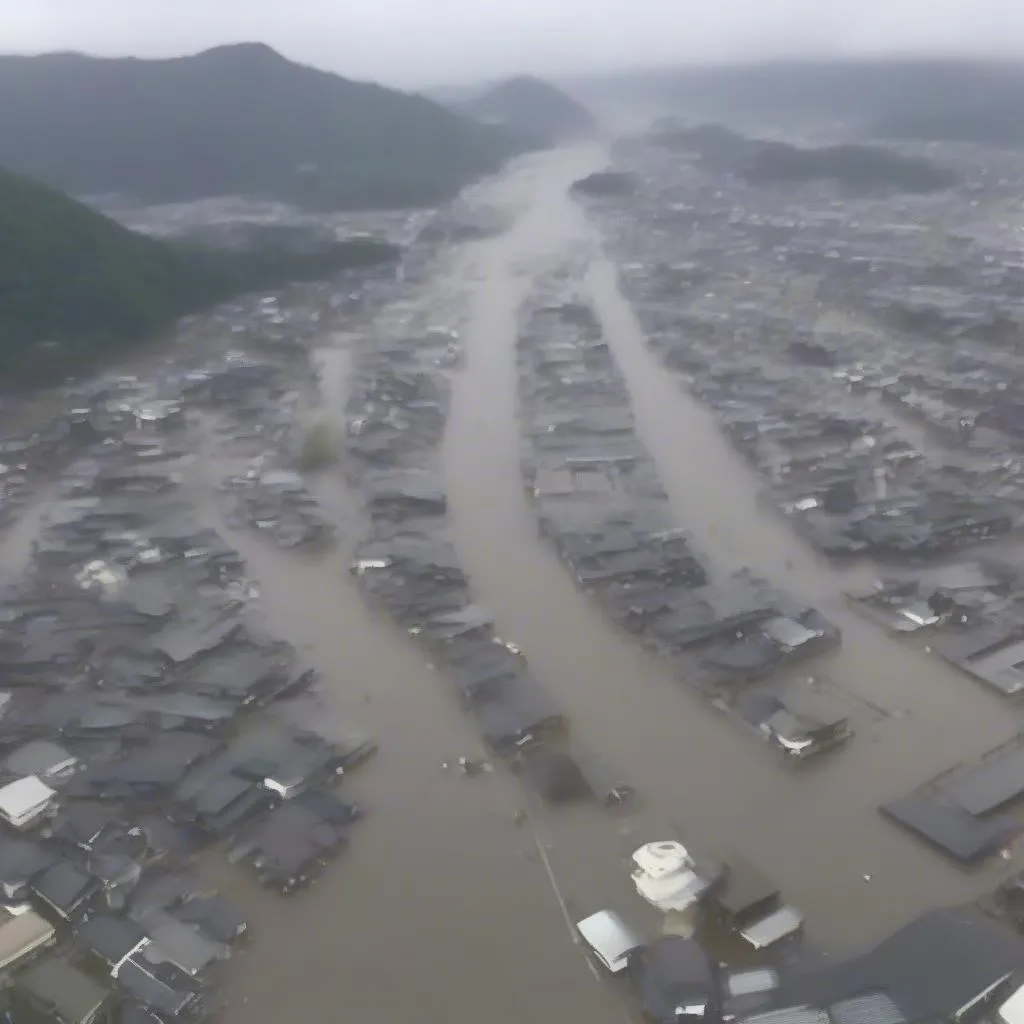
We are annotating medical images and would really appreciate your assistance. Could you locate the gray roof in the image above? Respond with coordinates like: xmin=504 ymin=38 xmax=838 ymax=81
xmin=32 ymin=861 xmax=97 ymax=916
xmin=473 ymin=673 xmax=563 ymax=749
xmin=116 ymin=957 xmax=195 ymax=1017
xmin=138 ymin=909 xmax=225 ymax=975
xmin=717 ymin=855 xmax=780 ymax=920
xmin=3 ymin=740 xmax=77 ymax=778
xmin=174 ymin=895 xmax=247 ymax=943
xmin=18 ymin=957 xmax=109 ymax=1024
xmin=742 ymin=1008 xmax=829 ymax=1024
xmin=639 ymin=936 xmax=719 ymax=1022
xmin=783 ymin=907 xmax=1024 ymax=1022
xmin=0 ymin=836 xmax=58 ymax=887
xmin=151 ymin=613 xmax=239 ymax=664
xmin=76 ymin=914 xmax=146 ymax=966
xmin=939 ymin=742 xmax=1024 ymax=816
xmin=880 ymin=792 xmax=1019 ymax=864
xmin=142 ymin=693 xmax=236 ymax=723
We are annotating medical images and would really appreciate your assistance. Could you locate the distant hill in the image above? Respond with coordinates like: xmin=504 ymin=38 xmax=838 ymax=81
xmin=0 ymin=43 xmax=525 ymax=209
xmin=574 ymin=58 xmax=1024 ymax=134
xmin=460 ymin=76 xmax=597 ymax=146
xmin=658 ymin=124 xmax=956 ymax=194
xmin=0 ymin=167 xmax=400 ymax=383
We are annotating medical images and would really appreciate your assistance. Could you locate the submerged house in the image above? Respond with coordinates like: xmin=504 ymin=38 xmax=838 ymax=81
xmin=15 ymin=957 xmax=110 ymax=1024
xmin=30 ymin=861 xmax=101 ymax=923
xmin=0 ymin=906 xmax=55 ymax=973
xmin=738 ymin=684 xmax=852 ymax=759
xmin=635 ymin=936 xmax=720 ymax=1023
xmin=0 ymin=775 xmax=57 ymax=830
xmin=936 ymin=627 xmax=1024 ymax=696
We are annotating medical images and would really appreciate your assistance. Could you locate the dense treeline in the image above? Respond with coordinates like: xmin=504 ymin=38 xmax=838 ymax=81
xmin=0 ymin=167 xmax=399 ymax=383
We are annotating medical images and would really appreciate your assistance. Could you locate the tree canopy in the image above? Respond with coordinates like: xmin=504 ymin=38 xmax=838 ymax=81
xmin=0 ymin=166 xmax=400 ymax=383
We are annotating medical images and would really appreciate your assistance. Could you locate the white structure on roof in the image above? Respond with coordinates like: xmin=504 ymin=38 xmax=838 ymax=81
xmin=0 ymin=776 xmax=56 ymax=830
xmin=631 ymin=841 xmax=714 ymax=913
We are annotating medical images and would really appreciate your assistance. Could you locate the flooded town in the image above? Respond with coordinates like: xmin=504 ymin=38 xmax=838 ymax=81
xmin=8 ymin=40 xmax=1024 ymax=1024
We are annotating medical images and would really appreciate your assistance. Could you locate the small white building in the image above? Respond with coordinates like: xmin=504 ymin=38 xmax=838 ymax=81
xmin=631 ymin=841 xmax=715 ymax=913
xmin=0 ymin=776 xmax=57 ymax=830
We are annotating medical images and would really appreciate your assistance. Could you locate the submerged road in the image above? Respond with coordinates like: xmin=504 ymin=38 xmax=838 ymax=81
xmin=223 ymin=145 xmax=1024 ymax=1024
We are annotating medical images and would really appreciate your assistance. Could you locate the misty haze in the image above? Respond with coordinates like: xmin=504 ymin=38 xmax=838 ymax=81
xmin=5 ymin=4 xmax=1024 ymax=1024
xmin=2 ymin=0 xmax=1023 ymax=84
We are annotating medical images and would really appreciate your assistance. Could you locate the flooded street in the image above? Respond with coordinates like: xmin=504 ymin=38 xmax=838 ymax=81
xmin=203 ymin=146 xmax=1024 ymax=1020
xmin=182 ymin=350 xmax=621 ymax=1024
xmin=210 ymin=528 xmax=618 ymax=1024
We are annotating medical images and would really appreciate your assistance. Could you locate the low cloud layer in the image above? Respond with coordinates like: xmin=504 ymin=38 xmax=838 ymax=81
xmin=0 ymin=0 xmax=1020 ymax=87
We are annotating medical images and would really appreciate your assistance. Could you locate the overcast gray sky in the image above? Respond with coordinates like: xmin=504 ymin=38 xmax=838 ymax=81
xmin=0 ymin=0 xmax=1020 ymax=88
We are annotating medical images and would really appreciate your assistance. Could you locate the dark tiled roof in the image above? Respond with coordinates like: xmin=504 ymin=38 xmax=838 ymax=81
xmin=783 ymin=907 xmax=1024 ymax=1022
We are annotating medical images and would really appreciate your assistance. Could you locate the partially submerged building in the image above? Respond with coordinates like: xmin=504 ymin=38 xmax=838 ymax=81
xmin=936 ymin=627 xmax=1024 ymax=696
xmin=631 ymin=841 xmax=722 ymax=914
xmin=780 ymin=907 xmax=1024 ymax=1023
xmin=0 ymin=905 xmax=55 ymax=973
xmin=0 ymin=775 xmax=57 ymax=830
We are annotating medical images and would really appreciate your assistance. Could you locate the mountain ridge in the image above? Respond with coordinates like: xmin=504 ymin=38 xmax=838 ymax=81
xmin=0 ymin=43 xmax=524 ymax=209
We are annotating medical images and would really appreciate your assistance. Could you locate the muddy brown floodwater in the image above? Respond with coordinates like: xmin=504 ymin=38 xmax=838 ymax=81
xmin=206 ymin=300 xmax=625 ymax=1023
xmin=213 ymin=146 xmax=1024 ymax=1024
xmin=444 ymin=144 xmax=1023 ymax=949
